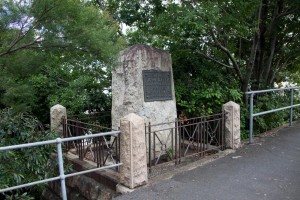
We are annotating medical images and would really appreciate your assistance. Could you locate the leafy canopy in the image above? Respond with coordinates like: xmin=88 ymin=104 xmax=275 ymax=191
xmin=0 ymin=0 xmax=124 ymax=122
xmin=98 ymin=0 xmax=300 ymax=119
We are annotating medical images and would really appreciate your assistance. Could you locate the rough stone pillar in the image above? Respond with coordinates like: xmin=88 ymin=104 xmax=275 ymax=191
xmin=50 ymin=104 xmax=67 ymax=135
xmin=223 ymin=101 xmax=241 ymax=149
xmin=112 ymin=44 xmax=177 ymax=129
xmin=119 ymin=113 xmax=148 ymax=189
xmin=112 ymin=44 xmax=177 ymax=163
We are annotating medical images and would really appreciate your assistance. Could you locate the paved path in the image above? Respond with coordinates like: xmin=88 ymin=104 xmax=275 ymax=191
xmin=114 ymin=124 xmax=300 ymax=200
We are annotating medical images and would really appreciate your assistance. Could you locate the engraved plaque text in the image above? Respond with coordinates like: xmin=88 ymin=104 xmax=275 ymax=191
xmin=143 ymin=70 xmax=172 ymax=102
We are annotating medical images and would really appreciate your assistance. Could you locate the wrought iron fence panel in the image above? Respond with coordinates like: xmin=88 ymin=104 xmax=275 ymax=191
xmin=62 ymin=118 xmax=119 ymax=168
xmin=152 ymin=128 xmax=174 ymax=165
xmin=146 ymin=112 xmax=225 ymax=172
xmin=69 ymin=111 xmax=112 ymax=129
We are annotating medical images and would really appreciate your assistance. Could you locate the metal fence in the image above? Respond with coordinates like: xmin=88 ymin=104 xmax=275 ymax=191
xmin=245 ymin=87 xmax=300 ymax=143
xmin=69 ymin=111 xmax=112 ymax=128
xmin=145 ymin=112 xmax=225 ymax=172
xmin=0 ymin=131 xmax=122 ymax=200
xmin=62 ymin=118 xmax=120 ymax=167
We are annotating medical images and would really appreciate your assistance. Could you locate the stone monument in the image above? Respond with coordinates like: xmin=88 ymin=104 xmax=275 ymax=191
xmin=112 ymin=44 xmax=177 ymax=129
xmin=112 ymin=44 xmax=177 ymax=164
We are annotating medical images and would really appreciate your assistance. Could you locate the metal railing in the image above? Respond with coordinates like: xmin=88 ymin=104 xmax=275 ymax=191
xmin=69 ymin=111 xmax=112 ymax=129
xmin=62 ymin=118 xmax=119 ymax=167
xmin=0 ymin=131 xmax=122 ymax=200
xmin=245 ymin=87 xmax=300 ymax=144
xmin=145 ymin=112 xmax=225 ymax=172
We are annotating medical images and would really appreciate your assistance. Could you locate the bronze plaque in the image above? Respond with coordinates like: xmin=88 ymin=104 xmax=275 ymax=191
xmin=142 ymin=70 xmax=172 ymax=102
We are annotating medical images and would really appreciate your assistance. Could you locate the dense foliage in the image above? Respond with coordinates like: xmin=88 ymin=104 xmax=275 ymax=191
xmin=0 ymin=1 xmax=298 ymax=136
xmin=1 ymin=0 xmax=299 ymax=125
xmin=0 ymin=108 xmax=58 ymax=199
xmin=0 ymin=0 xmax=299 ymax=188
xmin=0 ymin=1 xmax=299 ymax=198
xmin=0 ymin=0 xmax=124 ymax=198
xmin=0 ymin=0 xmax=124 ymax=123
xmin=101 ymin=0 xmax=300 ymax=93
xmin=95 ymin=0 xmax=300 ymax=132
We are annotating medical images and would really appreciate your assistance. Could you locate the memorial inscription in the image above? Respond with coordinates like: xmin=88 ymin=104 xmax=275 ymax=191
xmin=142 ymin=70 xmax=172 ymax=102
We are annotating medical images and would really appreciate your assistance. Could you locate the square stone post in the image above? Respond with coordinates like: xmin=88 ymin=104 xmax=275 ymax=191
xmin=223 ymin=101 xmax=241 ymax=149
xmin=50 ymin=104 xmax=67 ymax=136
xmin=119 ymin=113 xmax=148 ymax=189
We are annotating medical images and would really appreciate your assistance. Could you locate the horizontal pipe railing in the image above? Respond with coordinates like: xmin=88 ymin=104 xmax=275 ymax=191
xmin=245 ymin=86 xmax=300 ymax=95
xmin=253 ymin=104 xmax=300 ymax=117
xmin=0 ymin=177 xmax=61 ymax=193
xmin=0 ymin=131 xmax=121 ymax=200
xmin=0 ymin=131 xmax=120 ymax=151
xmin=246 ymin=87 xmax=300 ymax=144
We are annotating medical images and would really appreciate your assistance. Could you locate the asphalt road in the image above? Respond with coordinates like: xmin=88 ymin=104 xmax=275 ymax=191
xmin=114 ymin=124 xmax=300 ymax=200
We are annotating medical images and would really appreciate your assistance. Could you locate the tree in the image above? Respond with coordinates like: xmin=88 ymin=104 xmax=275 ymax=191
xmin=0 ymin=0 xmax=124 ymax=122
xmin=0 ymin=0 xmax=123 ymax=59
xmin=101 ymin=0 xmax=300 ymax=103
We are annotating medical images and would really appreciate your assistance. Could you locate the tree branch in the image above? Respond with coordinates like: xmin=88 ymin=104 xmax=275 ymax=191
xmin=0 ymin=36 xmax=43 ymax=57
xmin=196 ymin=51 xmax=234 ymax=69
xmin=276 ymin=8 xmax=297 ymax=18
xmin=6 ymin=15 xmax=31 ymax=54
xmin=41 ymin=69 xmax=69 ymax=85
xmin=1 ymin=2 xmax=59 ymax=57
xmin=210 ymin=29 xmax=243 ymax=82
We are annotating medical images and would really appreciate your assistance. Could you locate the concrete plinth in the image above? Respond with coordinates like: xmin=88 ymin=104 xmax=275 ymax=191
xmin=119 ymin=113 xmax=148 ymax=189
xmin=50 ymin=104 xmax=67 ymax=135
xmin=223 ymin=101 xmax=241 ymax=149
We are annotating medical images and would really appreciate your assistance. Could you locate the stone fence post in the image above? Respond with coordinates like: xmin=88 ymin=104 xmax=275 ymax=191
xmin=119 ymin=113 xmax=148 ymax=190
xmin=222 ymin=101 xmax=241 ymax=149
xmin=50 ymin=104 xmax=67 ymax=136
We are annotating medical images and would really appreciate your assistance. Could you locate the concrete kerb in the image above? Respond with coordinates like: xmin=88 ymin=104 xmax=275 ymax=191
xmin=148 ymin=149 xmax=236 ymax=185
xmin=115 ymin=149 xmax=236 ymax=195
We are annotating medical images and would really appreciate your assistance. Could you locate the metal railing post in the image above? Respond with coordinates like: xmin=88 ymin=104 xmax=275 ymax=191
xmin=56 ymin=138 xmax=67 ymax=200
xmin=249 ymin=93 xmax=254 ymax=144
xmin=148 ymin=122 xmax=151 ymax=172
xmin=246 ymin=86 xmax=300 ymax=143
xmin=290 ymin=89 xmax=294 ymax=127
xmin=175 ymin=119 xmax=178 ymax=165
xmin=0 ymin=131 xmax=121 ymax=195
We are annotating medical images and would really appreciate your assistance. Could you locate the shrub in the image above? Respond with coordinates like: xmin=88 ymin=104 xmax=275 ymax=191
xmin=0 ymin=108 xmax=58 ymax=199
